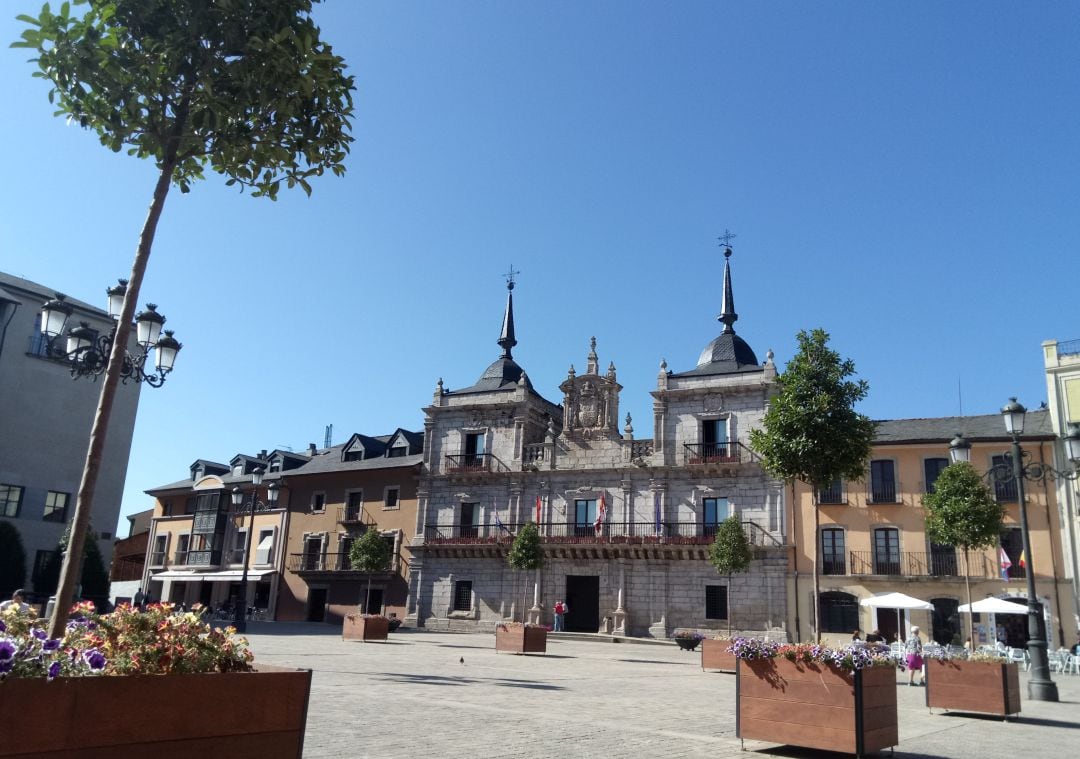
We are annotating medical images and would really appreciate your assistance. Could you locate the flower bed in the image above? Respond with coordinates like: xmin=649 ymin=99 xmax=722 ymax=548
xmin=734 ymin=639 xmax=898 ymax=755
xmin=926 ymin=657 xmax=1020 ymax=717
xmin=343 ymin=613 xmax=390 ymax=642
xmin=701 ymin=638 xmax=737 ymax=672
xmin=0 ymin=603 xmax=311 ymax=758
xmin=495 ymin=623 xmax=547 ymax=655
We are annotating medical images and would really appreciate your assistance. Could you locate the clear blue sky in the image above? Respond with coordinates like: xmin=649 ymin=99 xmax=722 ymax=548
xmin=2 ymin=2 xmax=1077 ymax=534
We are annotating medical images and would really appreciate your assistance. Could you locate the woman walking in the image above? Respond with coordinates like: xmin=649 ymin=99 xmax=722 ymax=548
xmin=905 ymin=625 xmax=924 ymax=686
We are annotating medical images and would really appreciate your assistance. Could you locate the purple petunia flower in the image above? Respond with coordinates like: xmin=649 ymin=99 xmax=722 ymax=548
xmin=82 ymin=648 xmax=106 ymax=671
xmin=42 ymin=638 xmax=61 ymax=652
xmin=0 ymin=659 xmax=12 ymax=674
xmin=0 ymin=638 xmax=17 ymax=663
xmin=31 ymin=628 xmax=47 ymax=641
xmin=47 ymin=661 xmax=62 ymax=681
xmin=0 ymin=620 xmax=6 ymax=633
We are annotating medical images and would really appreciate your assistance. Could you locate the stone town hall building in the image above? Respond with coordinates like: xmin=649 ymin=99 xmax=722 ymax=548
xmin=404 ymin=249 xmax=788 ymax=637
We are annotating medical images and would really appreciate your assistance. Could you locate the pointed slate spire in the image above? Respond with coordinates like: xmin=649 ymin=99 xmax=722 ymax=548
xmin=718 ymin=245 xmax=738 ymax=334
xmin=497 ymin=269 xmax=518 ymax=359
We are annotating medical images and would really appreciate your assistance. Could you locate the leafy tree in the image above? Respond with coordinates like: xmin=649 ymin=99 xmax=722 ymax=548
xmin=749 ymin=328 xmax=876 ymax=641
xmin=708 ymin=516 xmax=752 ymax=636
xmin=14 ymin=0 xmax=354 ymax=637
xmin=507 ymin=522 xmax=543 ymax=623
xmin=349 ymin=529 xmax=392 ymax=614
xmin=922 ymin=461 xmax=1005 ymax=645
xmin=0 ymin=521 xmax=27 ymax=598
xmin=36 ymin=527 xmax=111 ymax=606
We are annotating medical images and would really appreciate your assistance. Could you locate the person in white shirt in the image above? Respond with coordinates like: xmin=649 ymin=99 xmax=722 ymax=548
xmin=0 ymin=588 xmax=30 ymax=613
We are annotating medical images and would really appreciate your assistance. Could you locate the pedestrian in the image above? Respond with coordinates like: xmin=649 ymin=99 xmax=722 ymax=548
xmin=132 ymin=587 xmax=145 ymax=610
xmin=905 ymin=625 xmax=924 ymax=686
xmin=851 ymin=629 xmax=862 ymax=642
xmin=553 ymin=600 xmax=566 ymax=631
xmin=0 ymin=588 xmax=30 ymax=613
xmin=866 ymin=628 xmax=884 ymax=644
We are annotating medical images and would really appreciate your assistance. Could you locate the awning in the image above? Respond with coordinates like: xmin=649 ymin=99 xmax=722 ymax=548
xmin=150 ymin=569 xmax=275 ymax=582
xmin=958 ymin=597 xmax=1028 ymax=614
xmin=859 ymin=592 xmax=933 ymax=610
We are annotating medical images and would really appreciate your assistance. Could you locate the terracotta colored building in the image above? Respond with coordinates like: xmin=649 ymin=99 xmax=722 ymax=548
xmin=791 ymin=411 xmax=1077 ymax=649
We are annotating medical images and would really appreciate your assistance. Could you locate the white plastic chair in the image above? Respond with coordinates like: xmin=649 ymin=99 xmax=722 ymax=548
xmin=1062 ymin=653 xmax=1080 ymax=675
xmin=890 ymin=642 xmax=905 ymax=662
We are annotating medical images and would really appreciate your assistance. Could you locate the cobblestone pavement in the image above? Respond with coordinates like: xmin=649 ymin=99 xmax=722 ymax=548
xmin=245 ymin=625 xmax=1080 ymax=759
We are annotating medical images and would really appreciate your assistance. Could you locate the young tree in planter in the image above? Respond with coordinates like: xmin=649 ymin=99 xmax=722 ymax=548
xmin=349 ymin=529 xmax=392 ymax=615
xmin=708 ymin=516 xmax=752 ymax=636
xmin=507 ymin=522 xmax=543 ymax=623
xmin=749 ymin=328 xmax=876 ymax=641
xmin=0 ymin=521 xmax=27 ymax=598
xmin=14 ymin=0 xmax=354 ymax=638
xmin=922 ymin=461 xmax=1005 ymax=646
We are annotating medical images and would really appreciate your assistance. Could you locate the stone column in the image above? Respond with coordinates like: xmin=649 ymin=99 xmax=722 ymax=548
xmin=611 ymin=559 xmax=628 ymax=635
xmin=527 ymin=573 xmax=543 ymax=625
xmin=404 ymin=559 xmax=423 ymax=627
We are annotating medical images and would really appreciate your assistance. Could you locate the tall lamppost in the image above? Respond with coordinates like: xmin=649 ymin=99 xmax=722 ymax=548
xmin=39 ymin=281 xmax=182 ymax=638
xmin=230 ymin=469 xmax=279 ymax=633
xmin=949 ymin=400 xmax=1080 ymax=702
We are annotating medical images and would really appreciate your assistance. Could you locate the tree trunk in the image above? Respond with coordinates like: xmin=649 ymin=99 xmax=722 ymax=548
xmin=48 ymin=159 xmax=177 ymax=639
xmin=963 ymin=548 xmax=974 ymax=647
xmin=790 ymin=479 xmax=801 ymax=642
xmin=365 ymin=575 xmax=372 ymax=614
xmin=811 ymin=489 xmax=821 ymax=642
xmin=522 ymin=570 xmax=528 ymax=624
xmin=727 ymin=571 xmax=733 ymax=636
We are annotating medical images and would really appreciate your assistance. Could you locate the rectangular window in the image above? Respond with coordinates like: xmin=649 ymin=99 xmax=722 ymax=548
xmin=705 ymin=585 xmax=727 ymax=620
xmin=459 ymin=503 xmax=479 ymax=538
xmin=992 ymin=455 xmax=1018 ymax=502
xmin=700 ymin=418 xmax=730 ymax=460
xmin=311 ymin=492 xmax=326 ymax=513
xmin=345 ymin=491 xmax=363 ymax=521
xmin=817 ymin=479 xmax=844 ymax=505
xmin=175 ymin=534 xmax=190 ymax=566
xmin=150 ymin=535 xmax=167 ymax=566
xmin=388 ymin=446 xmax=407 ymax=458
xmin=821 ymin=528 xmax=846 ymax=575
xmin=1001 ymin=527 xmax=1025 ymax=579
xmin=453 ymin=580 xmax=473 ymax=612
xmin=302 ymin=535 xmax=323 ymax=571
xmin=873 ymin=527 xmax=901 ymax=575
xmin=928 ymin=542 xmax=956 ymax=576
xmin=231 ymin=529 xmax=247 ymax=564
xmin=819 ymin=592 xmax=860 ymax=633
xmin=464 ymin=433 xmax=485 ymax=468
xmin=870 ymin=460 xmax=897 ymax=503
xmin=384 ymin=486 xmax=400 ymax=510
xmin=32 ymin=549 xmax=52 ymax=587
xmin=703 ymin=497 xmax=730 ymax=537
xmin=574 ymin=498 xmax=597 ymax=537
xmin=184 ymin=496 xmax=197 ymax=515
xmin=255 ymin=529 xmax=274 ymax=565
xmin=1 ymin=484 xmax=24 ymax=518
xmin=42 ymin=491 xmax=69 ymax=523
xmin=924 ymin=458 xmax=949 ymax=494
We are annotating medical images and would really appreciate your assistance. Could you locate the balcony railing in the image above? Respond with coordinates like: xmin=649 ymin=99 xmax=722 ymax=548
xmin=817 ymin=483 xmax=845 ymax=505
xmin=994 ymin=477 xmax=1018 ymax=502
xmin=185 ymin=549 xmax=222 ymax=566
xmin=1057 ymin=338 xmax=1080 ymax=357
xmin=286 ymin=552 xmax=397 ymax=573
xmin=338 ymin=504 xmax=366 ymax=525
xmin=444 ymin=453 xmax=497 ymax=473
xmin=868 ymin=482 xmax=898 ymax=503
xmin=847 ymin=550 xmax=998 ymax=579
xmin=149 ymin=551 xmax=167 ymax=567
xmin=682 ymin=442 xmax=748 ymax=465
xmin=423 ymin=520 xmax=779 ymax=547
xmin=522 ymin=443 xmax=547 ymax=467
xmin=629 ymin=440 xmax=654 ymax=459
xmin=173 ymin=551 xmax=189 ymax=567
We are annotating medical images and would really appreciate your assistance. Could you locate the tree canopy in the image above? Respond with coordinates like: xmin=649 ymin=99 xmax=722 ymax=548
xmin=750 ymin=329 xmax=876 ymax=487
xmin=507 ymin=522 xmax=543 ymax=572
xmin=349 ymin=529 xmax=392 ymax=574
xmin=922 ymin=462 xmax=1004 ymax=551
xmin=14 ymin=0 xmax=355 ymax=197
xmin=709 ymin=516 xmax=752 ymax=578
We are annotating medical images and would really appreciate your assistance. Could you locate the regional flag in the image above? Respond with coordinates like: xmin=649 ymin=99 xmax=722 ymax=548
xmin=999 ymin=547 xmax=1012 ymax=579
xmin=654 ymin=492 xmax=662 ymax=535
xmin=535 ymin=494 xmax=542 ymax=524
xmin=1018 ymin=550 xmax=1026 ymax=569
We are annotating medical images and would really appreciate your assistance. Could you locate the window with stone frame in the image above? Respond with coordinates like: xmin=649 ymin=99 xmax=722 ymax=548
xmin=869 ymin=460 xmax=897 ymax=503
xmin=819 ymin=591 xmax=859 ymax=633
xmin=452 ymin=580 xmax=473 ymax=612
xmin=1 ymin=484 xmax=24 ymax=517
xmin=923 ymin=457 xmax=950 ymax=494
xmin=42 ymin=491 xmax=69 ymax=523
xmin=705 ymin=585 xmax=727 ymax=620
xmin=702 ymin=497 xmax=730 ymax=537
xmin=821 ymin=527 xmax=846 ymax=575
xmin=383 ymin=486 xmax=400 ymax=510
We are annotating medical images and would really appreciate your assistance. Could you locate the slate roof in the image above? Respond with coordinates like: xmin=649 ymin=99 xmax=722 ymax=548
xmin=873 ymin=409 xmax=1053 ymax=444
xmin=671 ymin=331 xmax=765 ymax=378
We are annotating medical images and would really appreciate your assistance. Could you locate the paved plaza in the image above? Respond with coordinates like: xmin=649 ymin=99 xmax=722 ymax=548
xmin=245 ymin=625 xmax=1080 ymax=759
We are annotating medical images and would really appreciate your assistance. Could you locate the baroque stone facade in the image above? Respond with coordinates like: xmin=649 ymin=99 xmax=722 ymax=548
xmin=405 ymin=251 xmax=789 ymax=638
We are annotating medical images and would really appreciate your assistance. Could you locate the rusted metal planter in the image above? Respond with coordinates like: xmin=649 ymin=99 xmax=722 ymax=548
xmin=495 ymin=624 xmax=547 ymax=654
xmin=737 ymin=658 xmax=898 ymax=756
xmin=0 ymin=665 xmax=311 ymax=758
xmin=926 ymin=659 xmax=1021 ymax=717
xmin=701 ymin=639 xmax=737 ymax=672
xmin=343 ymin=614 xmax=390 ymax=642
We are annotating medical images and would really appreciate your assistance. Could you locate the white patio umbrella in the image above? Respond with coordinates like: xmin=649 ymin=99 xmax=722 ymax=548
xmin=957 ymin=597 xmax=1027 ymax=614
xmin=860 ymin=592 xmax=934 ymax=639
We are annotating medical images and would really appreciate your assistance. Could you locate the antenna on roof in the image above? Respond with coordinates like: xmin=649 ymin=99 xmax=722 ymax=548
xmin=324 ymin=424 xmax=333 ymax=448
xmin=957 ymin=375 xmax=963 ymax=417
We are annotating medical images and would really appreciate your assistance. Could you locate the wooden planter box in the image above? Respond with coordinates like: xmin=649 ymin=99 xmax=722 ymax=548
xmin=343 ymin=615 xmax=389 ymax=642
xmin=495 ymin=625 xmax=547 ymax=654
xmin=926 ymin=659 xmax=1021 ymax=717
xmin=0 ymin=665 xmax=311 ymax=758
xmin=737 ymin=658 xmax=898 ymax=756
xmin=701 ymin=639 xmax=737 ymax=672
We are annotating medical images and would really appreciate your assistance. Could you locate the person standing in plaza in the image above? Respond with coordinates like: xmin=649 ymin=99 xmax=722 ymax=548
xmin=132 ymin=587 xmax=145 ymax=610
xmin=905 ymin=625 xmax=924 ymax=686
xmin=554 ymin=599 xmax=566 ymax=631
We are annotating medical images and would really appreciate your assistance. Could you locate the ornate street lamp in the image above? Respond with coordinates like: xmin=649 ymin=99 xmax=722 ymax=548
xmin=953 ymin=399 xmax=1080 ymax=702
xmin=40 ymin=281 xmax=182 ymax=386
xmin=230 ymin=469 xmax=280 ymax=633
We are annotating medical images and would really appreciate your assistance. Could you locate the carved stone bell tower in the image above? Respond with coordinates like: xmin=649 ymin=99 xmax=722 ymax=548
xmin=559 ymin=337 xmax=622 ymax=441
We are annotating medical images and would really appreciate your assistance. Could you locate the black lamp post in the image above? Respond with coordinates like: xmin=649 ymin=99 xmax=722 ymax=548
xmin=230 ymin=469 xmax=279 ymax=633
xmin=949 ymin=400 xmax=1080 ymax=702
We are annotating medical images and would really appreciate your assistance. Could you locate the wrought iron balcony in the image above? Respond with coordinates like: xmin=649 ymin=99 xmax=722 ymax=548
xmin=338 ymin=504 xmax=367 ymax=525
xmin=846 ymin=550 xmax=999 ymax=579
xmin=286 ymin=552 xmax=396 ymax=574
xmin=184 ymin=549 xmax=221 ymax=567
xmin=444 ymin=453 xmax=495 ymax=473
xmin=682 ymin=442 xmax=749 ymax=465
xmin=867 ymin=483 xmax=898 ymax=503
xmin=423 ymin=519 xmax=779 ymax=547
xmin=149 ymin=551 xmax=167 ymax=567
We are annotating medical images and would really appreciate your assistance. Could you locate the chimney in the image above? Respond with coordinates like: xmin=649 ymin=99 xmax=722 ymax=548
xmin=308 ymin=443 xmax=317 ymax=456
xmin=259 ymin=449 xmax=268 ymax=460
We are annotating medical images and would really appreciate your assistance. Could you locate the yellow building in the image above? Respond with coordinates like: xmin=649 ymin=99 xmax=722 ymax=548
xmin=790 ymin=410 xmax=1076 ymax=649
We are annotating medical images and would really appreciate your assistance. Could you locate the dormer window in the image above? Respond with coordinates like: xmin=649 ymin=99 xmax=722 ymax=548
xmin=269 ymin=460 xmax=282 ymax=473
xmin=343 ymin=450 xmax=363 ymax=462
xmin=233 ymin=465 xmax=243 ymax=477
xmin=388 ymin=446 xmax=407 ymax=458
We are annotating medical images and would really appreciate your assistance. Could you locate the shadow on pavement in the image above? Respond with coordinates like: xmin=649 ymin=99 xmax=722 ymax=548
xmin=615 ymin=658 xmax=694 ymax=665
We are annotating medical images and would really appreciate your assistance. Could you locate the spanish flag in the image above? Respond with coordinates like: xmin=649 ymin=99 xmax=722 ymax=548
xmin=1018 ymin=550 xmax=1026 ymax=568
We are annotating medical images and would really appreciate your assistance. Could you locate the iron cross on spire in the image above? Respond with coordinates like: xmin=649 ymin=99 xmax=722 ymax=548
xmin=504 ymin=264 xmax=520 ymax=290
xmin=717 ymin=229 xmax=737 ymax=250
